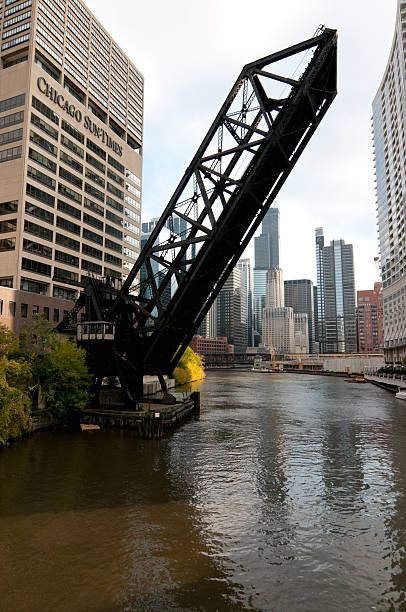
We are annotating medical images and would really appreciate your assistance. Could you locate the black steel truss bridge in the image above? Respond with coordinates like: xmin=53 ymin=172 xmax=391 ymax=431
xmin=60 ymin=27 xmax=338 ymax=404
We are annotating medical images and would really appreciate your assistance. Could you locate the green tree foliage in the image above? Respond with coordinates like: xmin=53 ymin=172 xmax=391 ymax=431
xmin=172 ymin=346 xmax=205 ymax=385
xmin=0 ymin=325 xmax=32 ymax=446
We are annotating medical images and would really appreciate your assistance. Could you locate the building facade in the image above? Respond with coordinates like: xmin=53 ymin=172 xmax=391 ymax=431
xmin=261 ymin=306 xmax=294 ymax=354
xmin=315 ymin=228 xmax=357 ymax=353
xmin=357 ymin=282 xmax=384 ymax=353
xmin=284 ymin=279 xmax=315 ymax=353
xmin=372 ymin=0 xmax=406 ymax=363
xmin=190 ymin=335 xmax=234 ymax=356
xmin=237 ymin=258 xmax=253 ymax=346
xmin=253 ymin=207 xmax=280 ymax=339
xmin=0 ymin=0 xmax=143 ymax=334
xmin=293 ymin=312 xmax=309 ymax=354
xmin=217 ymin=266 xmax=247 ymax=354
xmin=265 ymin=266 xmax=284 ymax=308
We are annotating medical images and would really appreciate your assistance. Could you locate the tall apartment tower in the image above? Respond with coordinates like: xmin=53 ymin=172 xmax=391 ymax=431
xmin=357 ymin=282 xmax=384 ymax=353
xmin=237 ymin=258 xmax=253 ymax=347
xmin=372 ymin=0 xmax=406 ymax=363
xmin=284 ymin=279 xmax=315 ymax=353
xmin=253 ymin=207 xmax=280 ymax=338
xmin=315 ymin=228 xmax=357 ymax=353
xmin=217 ymin=266 xmax=247 ymax=354
xmin=0 ymin=0 xmax=143 ymax=334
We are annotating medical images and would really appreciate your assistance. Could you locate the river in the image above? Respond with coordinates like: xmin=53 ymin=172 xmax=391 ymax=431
xmin=1 ymin=371 xmax=406 ymax=611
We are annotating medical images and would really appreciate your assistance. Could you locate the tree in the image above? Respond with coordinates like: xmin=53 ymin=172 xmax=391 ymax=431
xmin=172 ymin=346 xmax=205 ymax=385
xmin=0 ymin=326 xmax=32 ymax=446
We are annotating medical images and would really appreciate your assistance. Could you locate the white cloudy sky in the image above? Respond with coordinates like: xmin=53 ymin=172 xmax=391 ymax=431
xmin=86 ymin=0 xmax=396 ymax=288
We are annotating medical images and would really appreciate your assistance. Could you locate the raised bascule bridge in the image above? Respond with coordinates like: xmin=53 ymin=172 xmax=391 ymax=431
xmin=59 ymin=27 xmax=338 ymax=408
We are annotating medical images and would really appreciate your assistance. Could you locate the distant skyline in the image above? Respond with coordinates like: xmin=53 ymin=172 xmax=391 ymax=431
xmin=85 ymin=0 xmax=396 ymax=289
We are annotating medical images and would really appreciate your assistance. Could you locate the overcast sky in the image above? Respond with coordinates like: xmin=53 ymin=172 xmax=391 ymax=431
xmin=86 ymin=0 xmax=396 ymax=288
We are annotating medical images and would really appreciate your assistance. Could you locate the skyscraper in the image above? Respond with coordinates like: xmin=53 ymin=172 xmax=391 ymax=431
xmin=0 ymin=0 xmax=143 ymax=334
xmin=265 ymin=267 xmax=284 ymax=308
xmin=284 ymin=279 xmax=315 ymax=352
xmin=372 ymin=0 xmax=406 ymax=363
xmin=217 ymin=266 xmax=247 ymax=354
xmin=293 ymin=312 xmax=309 ymax=353
xmin=315 ymin=228 xmax=357 ymax=353
xmin=262 ymin=306 xmax=294 ymax=354
xmin=357 ymin=282 xmax=384 ymax=353
xmin=253 ymin=207 xmax=280 ymax=338
xmin=237 ymin=258 xmax=253 ymax=346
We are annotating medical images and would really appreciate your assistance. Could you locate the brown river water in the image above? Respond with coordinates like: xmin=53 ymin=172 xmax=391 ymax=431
xmin=1 ymin=371 xmax=406 ymax=611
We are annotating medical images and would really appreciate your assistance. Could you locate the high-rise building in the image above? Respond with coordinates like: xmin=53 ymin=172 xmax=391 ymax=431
xmin=253 ymin=207 xmax=280 ymax=338
xmin=315 ymin=228 xmax=357 ymax=353
xmin=284 ymin=279 xmax=315 ymax=352
xmin=237 ymin=258 xmax=253 ymax=346
xmin=0 ymin=0 xmax=143 ymax=334
xmin=313 ymin=285 xmax=319 ymax=352
xmin=217 ymin=266 xmax=247 ymax=353
xmin=372 ymin=0 xmax=406 ymax=363
xmin=265 ymin=266 xmax=284 ymax=308
xmin=293 ymin=312 xmax=309 ymax=354
xmin=254 ymin=207 xmax=280 ymax=269
xmin=357 ymin=282 xmax=384 ymax=353
xmin=261 ymin=306 xmax=294 ymax=354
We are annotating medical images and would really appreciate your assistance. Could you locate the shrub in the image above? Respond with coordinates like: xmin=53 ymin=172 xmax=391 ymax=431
xmin=0 ymin=356 xmax=32 ymax=446
xmin=172 ymin=346 xmax=205 ymax=385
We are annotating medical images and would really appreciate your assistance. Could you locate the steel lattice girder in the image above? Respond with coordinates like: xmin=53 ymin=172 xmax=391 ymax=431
xmin=109 ymin=27 xmax=337 ymax=375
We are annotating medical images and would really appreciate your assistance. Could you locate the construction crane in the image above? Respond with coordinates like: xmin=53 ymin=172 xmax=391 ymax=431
xmin=59 ymin=27 xmax=338 ymax=405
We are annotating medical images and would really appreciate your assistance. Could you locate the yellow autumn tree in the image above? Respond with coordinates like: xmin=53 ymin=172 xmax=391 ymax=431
xmin=172 ymin=346 xmax=205 ymax=385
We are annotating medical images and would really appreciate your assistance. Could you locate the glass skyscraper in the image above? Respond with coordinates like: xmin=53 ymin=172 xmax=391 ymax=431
xmin=372 ymin=0 xmax=406 ymax=363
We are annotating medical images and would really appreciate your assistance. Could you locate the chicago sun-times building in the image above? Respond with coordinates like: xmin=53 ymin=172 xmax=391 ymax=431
xmin=0 ymin=0 xmax=143 ymax=333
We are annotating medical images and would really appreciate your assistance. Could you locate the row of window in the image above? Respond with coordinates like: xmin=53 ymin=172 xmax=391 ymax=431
xmin=0 ymin=298 xmax=69 ymax=322
xmin=22 ymin=236 xmax=123 ymax=268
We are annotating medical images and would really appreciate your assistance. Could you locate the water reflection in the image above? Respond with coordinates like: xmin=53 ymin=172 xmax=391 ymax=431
xmin=1 ymin=372 xmax=406 ymax=611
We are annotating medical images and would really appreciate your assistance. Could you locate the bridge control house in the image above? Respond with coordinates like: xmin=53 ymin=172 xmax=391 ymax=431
xmin=0 ymin=0 xmax=143 ymax=333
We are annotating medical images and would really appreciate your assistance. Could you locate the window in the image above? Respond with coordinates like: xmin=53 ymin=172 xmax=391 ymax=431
xmin=26 ymin=183 xmax=55 ymax=207
xmin=84 ymin=197 xmax=104 ymax=217
xmin=61 ymin=134 xmax=84 ymax=158
xmin=124 ymin=220 xmax=139 ymax=235
xmin=59 ymin=166 xmax=83 ymax=189
xmin=57 ymin=199 xmax=81 ymax=220
xmin=0 ymin=219 xmax=17 ymax=233
xmin=60 ymin=150 xmax=83 ymax=173
xmin=2 ymin=21 xmax=31 ymax=41
xmin=31 ymin=113 xmax=59 ymax=140
xmin=53 ymin=267 xmax=79 ymax=283
xmin=105 ymin=238 xmax=122 ymax=253
xmin=0 ymin=277 xmax=13 ymax=288
xmin=0 ymin=145 xmax=22 ymax=163
xmin=32 ymin=305 xmax=39 ymax=314
xmin=125 ymin=207 xmax=140 ymax=223
xmin=21 ymin=303 xmax=28 ymax=318
xmin=2 ymin=33 xmax=31 ymax=51
xmin=53 ymin=308 xmax=59 ymax=322
xmin=125 ymin=194 xmax=140 ymax=210
xmin=23 ymin=238 xmax=52 ymax=259
xmin=124 ymin=246 xmax=137 ymax=260
xmin=83 ymin=212 xmax=103 ymax=231
xmin=56 ymin=215 xmax=80 ymax=235
xmin=3 ymin=55 xmax=28 ymax=69
xmin=87 ymin=137 xmax=106 ymax=160
xmin=86 ymin=151 xmax=105 ymax=174
xmin=0 ymin=127 xmax=23 ymax=146
xmin=34 ymin=53 xmax=60 ymax=81
xmin=21 ymin=278 xmax=48 ymax=295
xmin=22 ymin=257 xmax=51 ymax=276
xmin=0 ymin=237 xmax=15 ymax=252
xmin=106 ymin=210 xmax=123 ymax=226
xmin=43 ymin=306 xmax=49 ymax=320
xmin=124 ymin=235 xmax=140 ymax=248
xmin=81 ymin=259 xmax=102 ymax=275
xmin=125 ymin=168 xmax=141 ymax=185
xmin=0 ymin=200 xmax=18 ymax=215
xmin=58 ymin=182 xmax=82 ymax=204
xmin=82 ymin=242 xmax=102 ymax=260
xmin=85 ymin=167 xmax=104 ymax=188
xmin=105 ymin=224 xmax=122 ymax=240
xmin=104 ymin=267 xmax=122 ymax=280
xmin=27 ymin=165 xmax=56 ymax=189
xmin=61 ymin=118 xmax=84 ymax=144
xmin=108 ymin=154 xmax=124 ymax=175
xmin=83 ymin=228 xmax=103 ymax=245
xmin=32 ymin=95 xmax=59 ymax=125
xmin=107 ymin=182 xmax=123 ymax=200
xmin=84 ymin=183 xmax=104 ymax=202
xmin=55 ymin=232 xmax=80 ymax=251
xmin=25 ymin=201 xmax=54 ymax=224
xmin=29 ymin=148 xmax=57 ymax=173
xmin=53 ymin=286 xmax=77 ymax=300
xmin=106 ymin=195 xmax=123 ymax=213
xmin=107 ymin=168 xmax=124 ymax=187
xmin=9 ymin=301 xmax=16 ymax=316
xmin=63 ymin=77 xmax=85 ymax=104
xmin=0 ymin=92 xmax=25 ymax=113
xmin=0 ymin=110 xmax=24 ymax=130
xmin=105 ymin=252 xmax=122 ymax=267
xmin=126 ymin=182 xmax=140 ymax=198
xmin=88 ymin=100 xmax=106 ymax=123
xmin=30 ymin=130 xmax=58 ymax=158
xmin=55 ymin=250 xmax=79 ymax=267
xmin=24 ymin=220 xmax=53 ymax=241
